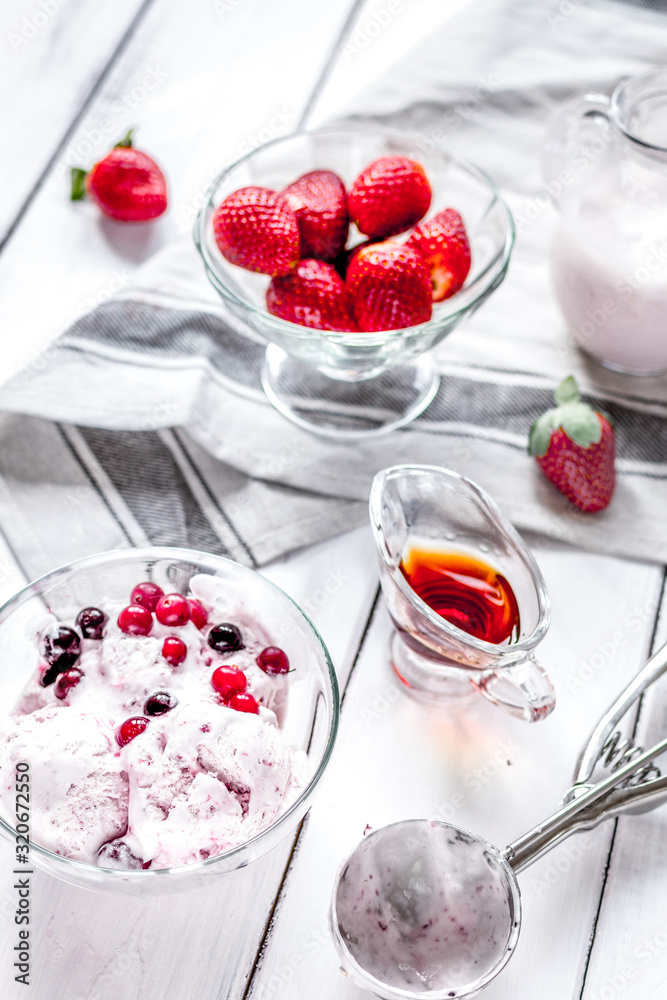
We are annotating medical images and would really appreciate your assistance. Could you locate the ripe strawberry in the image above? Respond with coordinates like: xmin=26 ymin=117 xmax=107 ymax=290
xmin=348 ymin=156 xmax=431 ymax=240
xmin=346 ymin=242 xmax=433 ymax=332
xmin=282 ymin=170 xmax=349 ymax=260
xmin=528 ymin=376 xmax=615 ymax=512
xmin=70 ymin=130 xmax=167 ymax=222
xmin=266 ymin=259 xmax=358 ymax=331
xmin=212 ymin=186 xmax=300 ymax=276
xmin=407 ymin=208 xmax=471 ymax=301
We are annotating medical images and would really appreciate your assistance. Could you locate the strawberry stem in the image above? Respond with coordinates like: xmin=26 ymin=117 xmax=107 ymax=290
xmin=115 ymin=129 xmax=135 ymax=149
xmin=528 ymin=374 xmax=601 ymax=456
xmin=70 ymin=167 xmax=88 ymax=201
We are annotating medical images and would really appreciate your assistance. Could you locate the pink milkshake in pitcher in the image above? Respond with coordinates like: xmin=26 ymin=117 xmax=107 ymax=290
xmin=547 ymin=70 xmax=667 ymax=375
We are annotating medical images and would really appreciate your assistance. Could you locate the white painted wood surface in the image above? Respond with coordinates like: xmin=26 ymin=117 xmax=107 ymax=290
xmin=0 ymin=2 xmax=666 ymax=1000
xmin=0 ymin=0 xmax=148 ymax=243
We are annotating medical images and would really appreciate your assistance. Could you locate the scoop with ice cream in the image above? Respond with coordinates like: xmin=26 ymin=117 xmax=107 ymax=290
xmin=331 ymin=730 xmax=667 ymax=1000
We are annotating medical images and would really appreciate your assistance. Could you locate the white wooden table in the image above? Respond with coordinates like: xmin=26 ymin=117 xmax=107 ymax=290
xmin=1 ymin=2 xmax=667 ymax=999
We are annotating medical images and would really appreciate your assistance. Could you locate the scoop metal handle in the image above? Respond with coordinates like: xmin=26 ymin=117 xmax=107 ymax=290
xmin=503 ymin=735 xmax=667 ymax=873
xmin=573 ymin=640 xmax=667 ymax=787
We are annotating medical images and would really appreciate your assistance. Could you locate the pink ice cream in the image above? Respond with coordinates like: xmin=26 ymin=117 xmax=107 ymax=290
xmin=0 ymin=574 xmax=307 ymax=870
xmin=333 ymin=822 xmax=515 ymax=994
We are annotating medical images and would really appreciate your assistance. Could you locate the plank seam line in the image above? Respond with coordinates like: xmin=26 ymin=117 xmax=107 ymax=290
xmin=341 ymin=583 xmax=382 ymax=705
xmin=577 ymin=819 xmax=619 ymax=1000
xmin=239 ymin=813 xmax=309 ymax=1000
xmin=0 ymin=0 xmax=158 ymax=256
xmin=647 ymin=566 xmax=667 ymax=660
xmin=576 ymin=564 xmax=666 ymax=999
xmin=296 ymin=0 xmax=368 ymax=130
xmin=627 ymin=564 xmax=667 ymax=754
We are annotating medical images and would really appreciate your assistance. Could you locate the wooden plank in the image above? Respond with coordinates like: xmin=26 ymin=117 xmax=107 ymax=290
xmin=0 ymin=0 xmax=149 ymax=244
xmin=247 ymin=542 xmax=664 ymax=1000
xmin=0 ymin=525 xmax=378 ymax=1000
xmin=306 ymin=0 xmax=474 ymax=127
xmin=0 ymin=0 xmax=356 ymax=384
xmin=578 ymin=570 xmax=667 ymax=1000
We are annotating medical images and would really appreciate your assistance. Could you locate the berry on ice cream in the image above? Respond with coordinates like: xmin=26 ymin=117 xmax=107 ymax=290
xmin=0 ymin=574 xmax=307 ymax=871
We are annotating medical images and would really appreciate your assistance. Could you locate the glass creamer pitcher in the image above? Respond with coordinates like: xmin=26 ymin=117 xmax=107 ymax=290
xmin=546 ymin=69 xmax=667 ymax=375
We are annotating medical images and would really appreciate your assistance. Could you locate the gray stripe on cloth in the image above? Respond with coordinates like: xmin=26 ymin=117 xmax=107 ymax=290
xmin=77 ymin=426 xmax=230 ymax=559
xmin=57 ymin=424 xmax=138 ymax=547
xmin=170 ymin=429 xmax=259 ymax=568
xmin=170 ymin=430 xmax=368 ymax=567
xmin=12 ymin=301 xmax=667 ymax=467
xmin=0 ymin=414 xmax=132 ymax=580
xmin=61 ymin=299 xmax=266 ymax=395
xmin=158 ymin=428 xmax=258 ymax=567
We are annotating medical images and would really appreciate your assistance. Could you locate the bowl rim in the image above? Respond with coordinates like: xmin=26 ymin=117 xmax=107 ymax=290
xmin=193 ymin=124 xmax=515 ymax=344
xmin=0 ymin=545 xmax=340 ymax=882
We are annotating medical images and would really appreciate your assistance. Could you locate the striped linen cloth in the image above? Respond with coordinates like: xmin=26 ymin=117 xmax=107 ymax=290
xmin=1 ymin=0 xmax=667 ymax=580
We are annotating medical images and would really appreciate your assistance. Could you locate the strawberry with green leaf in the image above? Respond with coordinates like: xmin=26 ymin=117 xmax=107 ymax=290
xmin=70 ymin=129 xmax=168 ymax=222
xmin=528 ymin=376 xmax=615 ymax=512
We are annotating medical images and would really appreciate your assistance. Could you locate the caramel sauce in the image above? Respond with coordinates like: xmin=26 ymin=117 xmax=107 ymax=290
xmin=400 ymin=548 xmax=520 ymax=644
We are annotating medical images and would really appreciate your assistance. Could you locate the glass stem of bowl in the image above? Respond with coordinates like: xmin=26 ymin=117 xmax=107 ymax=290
xmin=502 ymin=736 xmax=667 ymax=873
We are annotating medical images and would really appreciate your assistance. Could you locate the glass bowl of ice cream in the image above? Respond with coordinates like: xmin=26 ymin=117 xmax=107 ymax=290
xmin=0 ymin=547 xmax=338 ymax=894
xmin=194 ymin=126 xmax=514 ymax=437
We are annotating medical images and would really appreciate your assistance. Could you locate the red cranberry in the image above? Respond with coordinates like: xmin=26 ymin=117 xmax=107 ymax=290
xmin=54 ymin=668 xmax=84 ymax=700
xmin=117 ymin=604 xmax=153 ymax=635
xmin=162 ymin=636 xmax=187 ymax=666
xmin=144 ymin=691 xmax=177 ymax=716
xmin=211 ymin=665 xmax=246 ymax=699
xmin=130 ymin=581 xmax=164 ymax=612
xmin=76 ymin=607 xmax=108 ymax=640
xmin=208 ymin=623 xmax=243 ymax=654
xmin=256 ymin=646 xmax=290 ymax=676
xmin=116 ymin=717 xmax=149 ymax=746
xmin=188 ymin=599 xmax=208 ymax=630
xmin=155 ymin=593 xmax=190 ymax=627
xmin=228 ymin=692 xmax=259 ymax=714
xmin=40 ymin=624 xmax=81 ymax=686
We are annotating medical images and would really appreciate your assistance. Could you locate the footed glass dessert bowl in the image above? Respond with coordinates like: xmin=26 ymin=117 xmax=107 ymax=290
xmin=194 ymin=126 xmax=514 ymax=438
xmin=0 ymin=548 xmax=338 ymax=895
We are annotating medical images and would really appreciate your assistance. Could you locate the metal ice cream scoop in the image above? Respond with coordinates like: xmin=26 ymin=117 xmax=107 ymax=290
xmin=330 ymin=641 xmax=667 ymax=1000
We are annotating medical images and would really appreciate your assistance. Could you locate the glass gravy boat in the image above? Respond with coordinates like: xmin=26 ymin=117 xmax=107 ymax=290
xmin=369 ymin=465 xmax=554 ymax=722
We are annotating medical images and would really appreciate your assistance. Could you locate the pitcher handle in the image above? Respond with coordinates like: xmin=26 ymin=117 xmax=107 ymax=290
xmin=542 ymin=92 xmax=612 ymax=196
xmin=472 ymin=654 xmax=555 ymax=723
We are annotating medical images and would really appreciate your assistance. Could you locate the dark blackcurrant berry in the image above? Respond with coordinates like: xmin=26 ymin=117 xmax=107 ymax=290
xmin=40 ymin=624 xmax=81 ymax=686
xmin=76 ymin=606 xmax=108 ymax=640
xmin=208 ymin=623 xmax=244 ymax=655
xmin=144 ymin=691 xmax=177 ymax=716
